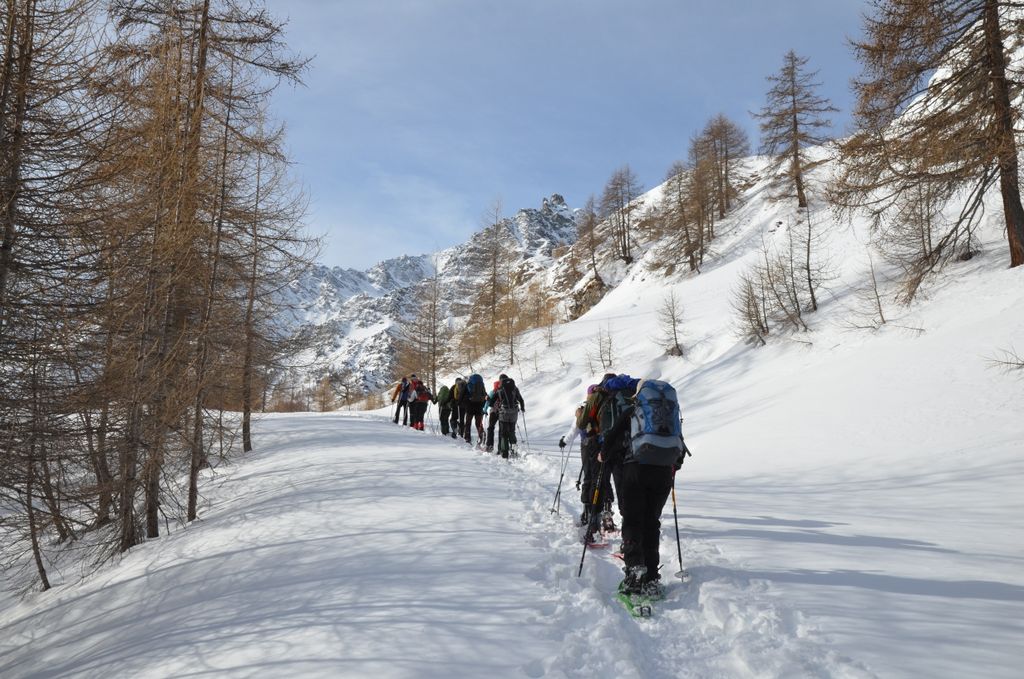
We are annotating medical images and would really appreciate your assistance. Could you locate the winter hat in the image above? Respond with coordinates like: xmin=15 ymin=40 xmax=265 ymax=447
xmin=493 ymin=381 xmax=501 ymax=390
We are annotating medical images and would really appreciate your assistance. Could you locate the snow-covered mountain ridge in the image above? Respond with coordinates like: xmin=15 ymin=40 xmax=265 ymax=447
xmin=284 ymin=194 xmax=577 ymax=389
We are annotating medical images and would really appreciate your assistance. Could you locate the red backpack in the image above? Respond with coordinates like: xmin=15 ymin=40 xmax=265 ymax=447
xmin=411 ymin=379 xmax=429 ymax=402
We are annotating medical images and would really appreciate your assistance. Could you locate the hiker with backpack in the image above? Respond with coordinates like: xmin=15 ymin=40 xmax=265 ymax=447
xmin=450 ymin=378 xmax=465 ymax=439
xmin=599 ymin=378 xmax=689 ymax=597
xmin=436 ymin=382 xmax=453 ymax=436
xmin=558 ymin=402 xmax=587 ymax=495
xmin=561 ymin=403 xmax=585 ymax=456
xmin=483 ymin=380 xmax=502 ymax=452
xmin=461 ymin=373 xmax=488 ymax=447
xmin=576 ymin=373 xmax=619 ymax=538
xmin=407 ymin=374 xmax=432 ymax=431
xmin=494 ymin=374 xmax=525 ymax=458
xmin=391 ymin=376 xmax=412 ymax=426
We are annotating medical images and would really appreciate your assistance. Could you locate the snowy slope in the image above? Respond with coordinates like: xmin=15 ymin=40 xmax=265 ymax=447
xmin=421 ymin=155 xmax=1024 ymax=677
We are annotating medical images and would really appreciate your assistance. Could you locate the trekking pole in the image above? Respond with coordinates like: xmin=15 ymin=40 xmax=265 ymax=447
xmin=671 ymin=444 xmax=692 ymax=581
xmin=671 ymin=482 xmax=685 ymax=581
xmin=577 ymin=458 xmax=608 ymax=577
xmin=550 ymin=440 xmax=573 ymax=514
xmin=515 ymin=424 xmax=528 ymax=458
xmin=575 ymin=439 xmax=586 ymax=489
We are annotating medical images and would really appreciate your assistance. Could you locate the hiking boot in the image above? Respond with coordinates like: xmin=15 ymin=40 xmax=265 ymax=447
xmin=601 ymin=511 xmax=617 ymax=533
xmin=618 ymin=566 xmax=647 ymax=595
xmin=579 ymin=509 xmax=590 ymax=527
xmin=640 ymin=579 xmax=665 ymax=598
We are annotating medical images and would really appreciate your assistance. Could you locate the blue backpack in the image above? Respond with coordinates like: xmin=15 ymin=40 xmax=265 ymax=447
xmin=467 ymin=374 xmax=487 ymax=403
xmin=629 ymin=379 xmax=684 ymax=466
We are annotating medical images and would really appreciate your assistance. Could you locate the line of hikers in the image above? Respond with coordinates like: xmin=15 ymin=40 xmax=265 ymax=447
xmin=559 ymin=372 xmax=690 ymax=598
xmin=390 ymin=369 xmax=690 ymax=598
xmin=390 ymin=372 xmax=526 ymax=459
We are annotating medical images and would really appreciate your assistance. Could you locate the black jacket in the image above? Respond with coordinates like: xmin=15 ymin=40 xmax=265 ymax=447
xmin=497 ymin=381 xmax=525 ymax=412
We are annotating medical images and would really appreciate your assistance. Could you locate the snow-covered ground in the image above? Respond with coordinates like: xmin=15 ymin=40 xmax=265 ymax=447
xmin=3 ymin=162 xmax=1024 ymax=677
xmin=0 ymin=413 xmax=877 ymax=678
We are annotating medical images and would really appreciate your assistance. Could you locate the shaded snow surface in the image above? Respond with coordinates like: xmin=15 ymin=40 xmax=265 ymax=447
xmin=2 ymin=414 xmax=882 ymax=678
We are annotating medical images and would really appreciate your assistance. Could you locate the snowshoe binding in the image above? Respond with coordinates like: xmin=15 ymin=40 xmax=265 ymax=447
xmin=601 ymin=510 xmax=617 ymax=533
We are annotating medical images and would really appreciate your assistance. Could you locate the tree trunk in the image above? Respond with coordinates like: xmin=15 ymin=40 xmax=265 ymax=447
xmin=25 ymin=465 xmax=51 ymax=591
xmin=242 ymin=151 xmax=263 ymax=453
xmin=789 ymin=67 xmax=808 ymax=209
xmin=983 ymin=0 xmax=1024 ymax=267
xmin=0 ymin=0 xmax=34 ymax=331
xmin=804 ymin=208 xmax=818 ymax=312
xmin=188 ymin=59 xmax=232 ymax=521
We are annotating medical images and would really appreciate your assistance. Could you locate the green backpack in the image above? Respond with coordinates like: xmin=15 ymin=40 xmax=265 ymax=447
xmin=436 ymin=385 xmax=451 ymax=406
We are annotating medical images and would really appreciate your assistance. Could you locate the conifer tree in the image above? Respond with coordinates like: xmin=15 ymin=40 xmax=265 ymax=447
xmin=835 ymin=0 xmax=1024 ymax=269
xmin=755 ymin=51 xmax=836 ymax=208
xmin=600 ymin=165 xmax=643 ymax=263
xmin=697 ymin=114 xmax=750 ymax=217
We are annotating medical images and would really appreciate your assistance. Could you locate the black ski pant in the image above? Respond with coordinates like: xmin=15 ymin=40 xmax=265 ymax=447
xmin=409 ymin=401 xmax=427 ymax=429
xmin=450 ymin=403 xmax=462 ymax=437
xmin=462 ymin=401 xmax=485 ymax=445
xmin=618 ymin=463 xmax=673 ymax=578
xmin=486 ymin=410 xmax=499 ymax=449
xmin=393 ymin=399 xmax=409 ymax=425
xmin=439 ymin=405 xmax=452 ymax=435
xmin=497 ymin=418 xmax=517 ymax=457
xmin=580 ymin=437 xmax=613 ymax=509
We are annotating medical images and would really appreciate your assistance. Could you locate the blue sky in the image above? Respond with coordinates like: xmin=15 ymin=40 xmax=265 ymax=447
xmin=263 ymin=0 xmax=869 ymax=271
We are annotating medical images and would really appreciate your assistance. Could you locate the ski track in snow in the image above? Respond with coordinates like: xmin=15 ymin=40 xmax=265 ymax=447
xmin=502 ymin=443 xmax=875 ymax=679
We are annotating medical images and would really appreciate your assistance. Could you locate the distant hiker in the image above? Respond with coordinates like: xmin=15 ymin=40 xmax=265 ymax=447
xmin=436 ymin=382 xmax=453 ymax=436
xmin=494 ymin=374 xmax=525 ymax=458
xmin=559 ymin=402 xmax=587 ymax=470
xmin=576 ymin=374 xmax=618 ymax=534
xmin=450 ymin=377 xmax=466 ymax=439
xmin=484 ymin=380 xmax=502 ymax=452
xmin=558 ymin=406 xmax=585 ymax=453
xmin=600 ymin=378 xmax=688 ymax=596
xmin=596 ymin=374 xmax=639 ymax=525
xmin=462 ymin=373 xmax=488 ymax=446
xmin=408 ymin=374 xmax=432 ymax=431
xmin=391 ymin=376 xmax=411 ymax=426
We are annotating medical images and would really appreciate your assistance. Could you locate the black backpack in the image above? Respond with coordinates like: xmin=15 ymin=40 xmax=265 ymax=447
xmin=497 ymin=379 xmax=518 ymax=419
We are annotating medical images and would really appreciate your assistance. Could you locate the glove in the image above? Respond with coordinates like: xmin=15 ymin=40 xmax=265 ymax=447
xmin=558 ymin=436 xmax=566 ymax=450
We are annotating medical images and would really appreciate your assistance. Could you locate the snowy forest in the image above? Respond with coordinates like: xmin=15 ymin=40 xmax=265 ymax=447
xmin=2 ymin=1 xmax=1023 ymax=678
